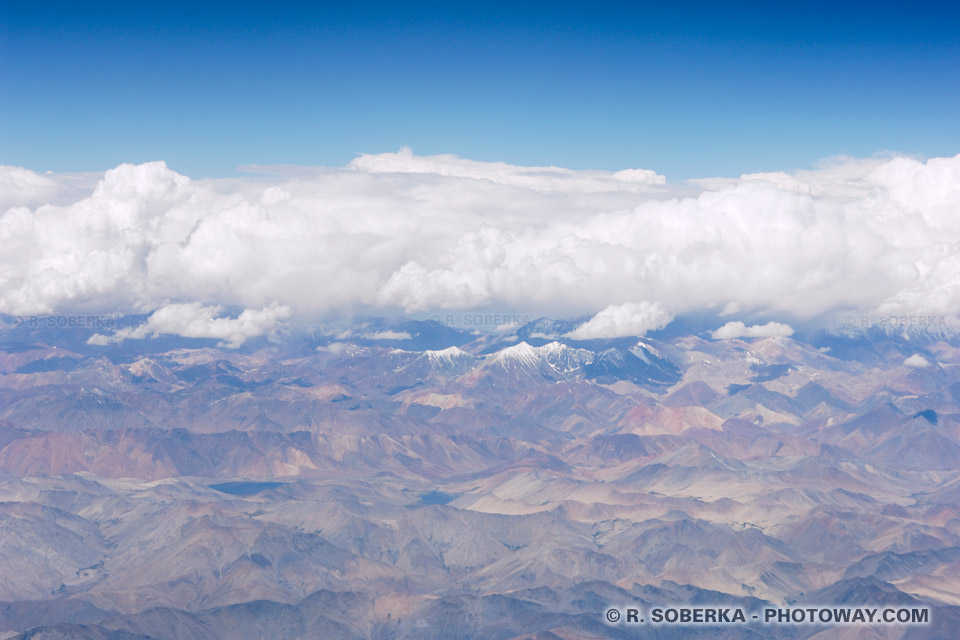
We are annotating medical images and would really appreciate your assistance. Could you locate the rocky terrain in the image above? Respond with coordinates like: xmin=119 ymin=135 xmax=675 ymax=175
xmin=0 ymin=317 xmax=959 ymax=639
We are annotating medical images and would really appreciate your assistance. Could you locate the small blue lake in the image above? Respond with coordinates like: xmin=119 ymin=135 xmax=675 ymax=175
xmin=210 ymin=481 xmax=286 ymax=496
xmin=419 ymin=490 xmax=459 ymax=505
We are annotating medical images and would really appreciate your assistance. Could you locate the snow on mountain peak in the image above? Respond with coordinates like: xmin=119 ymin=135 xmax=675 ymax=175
xmin=424 ymin=346 xmax=471 ymax=363
xmin=491 ymin=341 xmax=542 ymax=367
xmin=631 ymin=339 xmax=664 ymax=363
xmin=487 ymin=341 xmax=594 ymax=374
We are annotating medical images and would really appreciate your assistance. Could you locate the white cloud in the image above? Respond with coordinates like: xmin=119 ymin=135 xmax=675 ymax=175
xmin=528 ymin=332 xmax=558 ymax=340
xmin=350 ymin=146 xmax=667 ymax=192
xmin=565 ymin=302 xmax=673 ymax=340
xmin=363 ymin=330 xmax=412 ymax=340
xmin=88 ymin=302 xmax=291 ymax=348
xmin=712 ymin=321 xmax=795 ymax=340
xmin=0 ymin=166 xmax=63 ymax=211
xmin=316 ymin=342 xmax=353 ymax=355
xmin=611 ymin=168 xmax=667 ymax=185
xmin=904 ymin=354 xmax=932 ymax=368
xmin=719 ymin=302 xmax=742 ymax=317
xmin=3 ymin=151 xmax=960 ymax=340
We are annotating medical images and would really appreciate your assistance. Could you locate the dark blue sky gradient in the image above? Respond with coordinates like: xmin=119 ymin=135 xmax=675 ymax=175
xmin=2 ymin=1 xmax=958 ymax=178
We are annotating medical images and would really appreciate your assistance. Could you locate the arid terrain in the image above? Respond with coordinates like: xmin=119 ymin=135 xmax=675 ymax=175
xmin=1 ymin=317 xmax=959 ymax=639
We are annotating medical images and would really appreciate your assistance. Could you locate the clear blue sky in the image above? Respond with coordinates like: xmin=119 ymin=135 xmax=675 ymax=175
xmin=1 ymin=1 xmax=958 ymax=179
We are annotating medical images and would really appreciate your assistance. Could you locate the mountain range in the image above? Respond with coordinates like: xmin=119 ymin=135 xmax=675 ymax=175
xmin=0 ymin=316 xmax=958 ymax=639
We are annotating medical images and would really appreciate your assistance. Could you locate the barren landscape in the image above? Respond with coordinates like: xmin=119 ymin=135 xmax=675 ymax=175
xmin=1 ymin=318 xmax=958 ymax=638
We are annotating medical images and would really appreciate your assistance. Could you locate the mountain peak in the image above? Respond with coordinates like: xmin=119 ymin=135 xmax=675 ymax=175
xmin=491 ymin=341 xmax=541 ymax=366
xmin=424 ymin=346 xmax=471 ymax=362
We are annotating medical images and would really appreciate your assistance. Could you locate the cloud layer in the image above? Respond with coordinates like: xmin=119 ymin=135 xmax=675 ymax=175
xmin=2 ymin=150 xmax=960 ymax=342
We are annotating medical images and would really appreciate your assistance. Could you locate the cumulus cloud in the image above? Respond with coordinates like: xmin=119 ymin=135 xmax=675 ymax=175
xmin=0 ymin=166 xmax=64 ymax=211
xmin=712 ymin=321 xmax=795 ymax=340
xmin=3 ymin=150 xmax=960 ymax=342
xmin=88 ymin=302 xmax=291 ymax=348
xmin=565 ymin=302 xmax=673 ymax=340
xmin=904 ymin=354 xmax=932 ymax=368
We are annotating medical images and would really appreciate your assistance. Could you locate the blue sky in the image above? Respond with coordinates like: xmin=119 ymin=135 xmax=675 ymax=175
xmin=2 ymin=1 xmax=958 ymax=179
